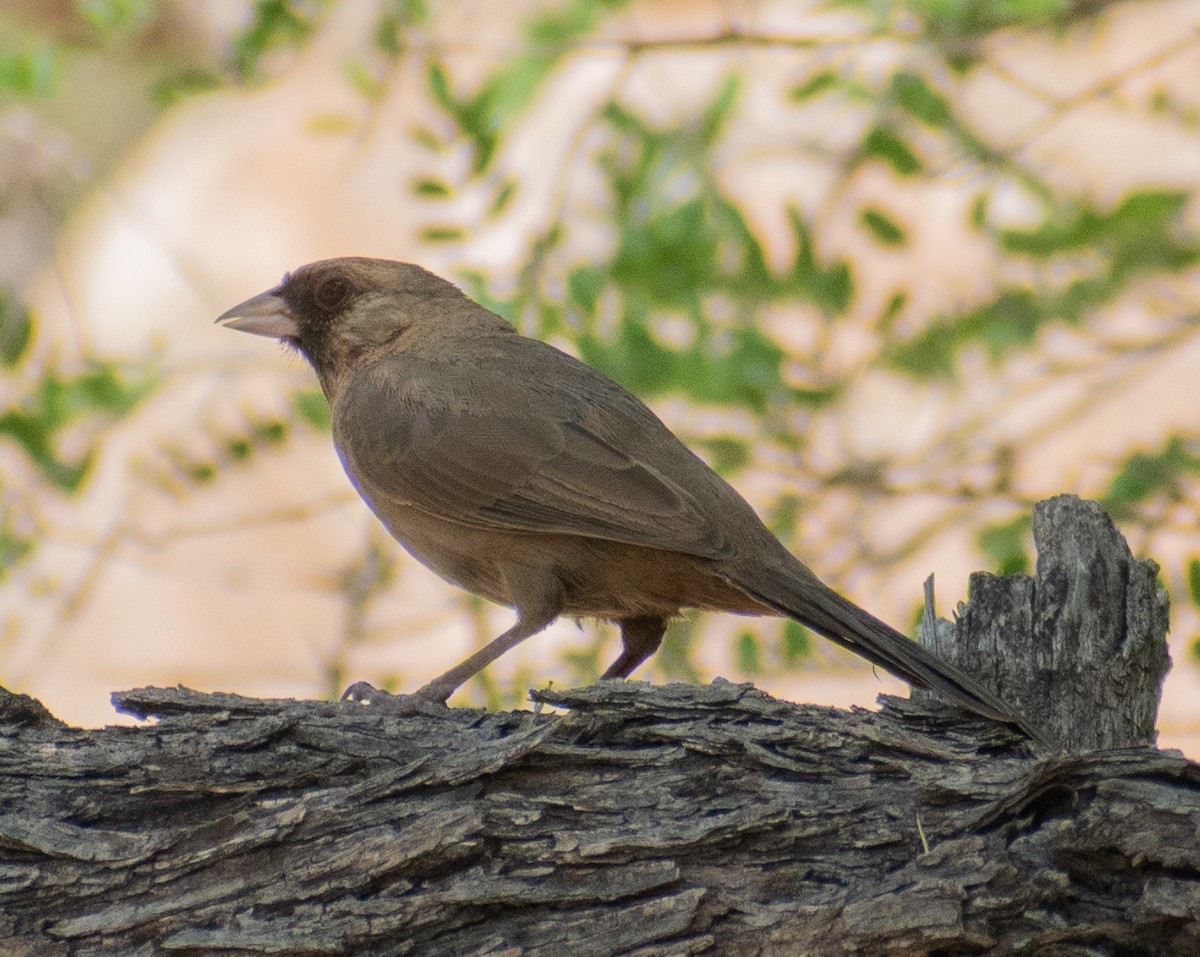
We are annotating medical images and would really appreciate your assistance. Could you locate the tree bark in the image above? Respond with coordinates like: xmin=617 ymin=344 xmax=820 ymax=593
xmin=1 ymin=495 xmax=1194 ymax=956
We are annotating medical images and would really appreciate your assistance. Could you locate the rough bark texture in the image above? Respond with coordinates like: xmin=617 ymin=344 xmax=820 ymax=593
xmin=1 ymin=495 xmax=1194 ymax=956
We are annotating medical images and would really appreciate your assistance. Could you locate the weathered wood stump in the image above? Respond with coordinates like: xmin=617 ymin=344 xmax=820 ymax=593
xmin=1 ymin=495 xmax=1194 ymax=956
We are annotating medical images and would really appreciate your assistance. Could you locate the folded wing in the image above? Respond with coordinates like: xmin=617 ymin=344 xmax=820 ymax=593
xmin=334 ymin=354 xmax=731 ymax=560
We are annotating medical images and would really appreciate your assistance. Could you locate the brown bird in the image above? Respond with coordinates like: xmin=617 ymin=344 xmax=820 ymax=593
xmin=218 ymin=257 xmax=1045 ymax=744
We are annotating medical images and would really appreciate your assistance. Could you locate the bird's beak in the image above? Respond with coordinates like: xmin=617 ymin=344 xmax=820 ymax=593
xmin=216 ymin=289 xmax=300 ymax=339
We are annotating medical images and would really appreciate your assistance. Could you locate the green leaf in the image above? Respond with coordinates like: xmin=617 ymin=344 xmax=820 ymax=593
xmin=420 ymin=226 xmax=465 ymax=243
xmin=978 ymin=515 xmax=1032 ymax=576
xmin=427 ymin=62 xmax=455 ymax=110
xmin=886 ymin=290 xmax=1048 ymax=379
xmin=343 ymin=58 xmax=385 ymax=101
xmin=413 ymin=178 xmax=452 ymax=198
xmin=152 ymin=68 xmax=223 ymax=107
xmin=785 ymin=208 xmax=854 ymax=313
xmin=969 ymin=192 xmax=988 ymax=230
xmin=0 ymin=289 xmax=32 ymax=367
xmin=696 ymin=437 xmax=750 ymax=476
xmin=233 ymin=0 xmax=325 ymax=81
xmin=489 ymin=179 xmax=517 ymax=216
xmin=699 ymin=74 xmax=740 ymax=145
xmin=861 ymin=126 xmax=921 ymax=176
xmin=252 ymin=420 xmax=288 ymax=445
xmin=0 ymin=362 xmax=156 ymax=492
xmin=790 ymin=70 xmax=838 ymax=101
xmin=781 ymin=620 xmax=810 ymax=664
xmin=293 ymin=390 xmax=331 ymax=430
xmin=0 ymin=524 xmax=33 ymax=582
xmin=78 ymin=0 xmax=157 ymax=37
xmin=1103 ymin=437 xmax=1200 ymax=516
xmin=891 ymin=72 xmax=952 ymax=128
xmin=528 ymin=0 xmax=632 ymax=45
xmin=877 ymin=290 xmax=907 ymax=333
xmin=768 ymin=494 xmax=800 ymax=539
xmin=375 ymin=0 xmax=428 ymax=56
xmin=568 ymin=266 xmax=605 ymax=313
xmin=188 ymin=461 xmax=217 ymax=484
xmin=1187 ymin=558 xmax=1200 ymax=609
xmin=860 ymin=208 xmax=907 ymax=246
xmin=736 ymin=631 xmax=762 ymax=676
xmin=0 ymin=407 xmax=92 ymax=491
xmin=0 ymin=43 xmax=59 ymax=98
xmin=656 ymin=612 xmax=702 ymax=681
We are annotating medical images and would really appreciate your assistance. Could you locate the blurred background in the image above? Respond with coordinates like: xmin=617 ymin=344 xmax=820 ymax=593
xmin=1 ymin=0 xmax=1198 ymax=753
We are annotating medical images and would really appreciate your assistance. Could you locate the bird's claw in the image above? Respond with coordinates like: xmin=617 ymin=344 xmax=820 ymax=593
xmin=339 ymin=681 xmax=449 ymax=716
xmin=340 ymin=680 xmax=382 ymax=703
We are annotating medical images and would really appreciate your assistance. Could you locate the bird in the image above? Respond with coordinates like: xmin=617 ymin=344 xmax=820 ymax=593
xmin=217 ymin=256 xmax=1046 ymax=745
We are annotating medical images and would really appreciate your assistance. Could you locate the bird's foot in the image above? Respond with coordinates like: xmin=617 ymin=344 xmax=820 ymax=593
xmin=339 ymin=681 xmax=449 ymax=716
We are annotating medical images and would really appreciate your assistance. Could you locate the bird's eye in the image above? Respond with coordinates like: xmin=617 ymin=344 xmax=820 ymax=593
xmin=313 ymin=277 xmax=351 ymax=313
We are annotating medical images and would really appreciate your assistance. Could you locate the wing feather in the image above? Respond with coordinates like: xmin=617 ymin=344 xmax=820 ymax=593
xmin=333 ymin=355 xmax=729 ymax=559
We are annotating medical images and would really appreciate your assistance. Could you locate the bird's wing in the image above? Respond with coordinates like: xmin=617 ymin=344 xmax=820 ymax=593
xmin=333 ymin=354 xmax=730 ymax=559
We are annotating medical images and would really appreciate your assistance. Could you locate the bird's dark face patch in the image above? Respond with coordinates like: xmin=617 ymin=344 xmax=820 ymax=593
xmin=279 ymin=266 xmax=360 ymax=328
xmin=274 ymin=265 xmax=365 ymax=370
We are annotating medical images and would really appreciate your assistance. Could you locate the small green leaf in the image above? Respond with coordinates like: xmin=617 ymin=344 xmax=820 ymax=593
xmin=1104 ymin=438 xmax=1200 ymax=516
xmin=877 ymin=290 xmax=907 ymax=332
xmin=736 ymin=631 xmax=762 ymax=676
xmin=0 ymin=363 xmax=155 ymax=492
xmin=697 ymin=437 xmax=749 ymax=476
xmin=862 ymin=126 xmax=921 ymax=176
xmin=0 ymin=290 xmax=32 ymax=367
xmin=978 ymin=515 xmax=1032 ymax=576
xmin=790 ymin=70 xmax=838 ymax=101
xmin=343 ymin=58 xmax=385 ymax=101
xmin=233 ymin=0 xmax=323 ymax=81
xmin=152 ymin=68 xmax=223 ymax=107
xmin=0 ymin=524 xmax=33 ymax=581
xmin=781 ymin=620 xmax=810 ymax=664
xmin=0 ymin=44 xmax=59 ymax=98
xmin=409 ymin=125 xmax=445 ymax=151
xmin=253 ymin=420 xmax=288 ymax=445
xmin=860 ymin=208 xmax=906 ymax=246
xmin=891 ymin=72 xmax=952 ymax=128
xmin=489 ymin=179 xmax=516 ymax=216
xmin=420 ymin=226 xmax=465 ymax=243
xmin=78 ymin=0 xmax=156 ymax=36
xmin=188 ymin=462 xmax=217 ymax=484
xmin=375 ymin=0 xmax=428 ymax=56
xmin=0 ymin=523 xmax=32 ymax=567
xmin=969 ymin=192 xmax=988 ymax=230
xmin=293 ymin=390 xmax=331 ymax=430
xmin=427 ymin=62 xmax=454 ymax=110
xmin=785 ymin=207 xmax=854 ymax=313
xmin=413 ymin=178 xmax=452 ymax=198
xmin=699 ymin=74 xmax=740 ymax=145
xmin=1187 ymin=558 xmax=1200 ymax=608
xmin=657 ymin=613 xmax=702 ymax=681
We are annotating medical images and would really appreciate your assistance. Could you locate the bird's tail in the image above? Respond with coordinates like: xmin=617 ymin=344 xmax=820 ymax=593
xmin=740 ymin=561 xmax=1051 ymax=748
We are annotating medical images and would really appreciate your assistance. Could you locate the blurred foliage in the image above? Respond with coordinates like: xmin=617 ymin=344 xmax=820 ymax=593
xmin=977 ymin=515 xmax=1033 ymax=577
xmin=1103 ymin=438 xmax=1200 ymax=520
xmin=1 ymin=0 xmax=1197 ymax=701
xmin=0 ymin=284 xmax=157 ymax=579
xmin=891 ymin=192 xmax=1199 ymax=379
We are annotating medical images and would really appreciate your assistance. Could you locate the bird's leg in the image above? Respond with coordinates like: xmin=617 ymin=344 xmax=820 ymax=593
xmin=416 ymin=582 xmax=561 ymax=703
xmin=601 ymin=615 xmax=668 ymax=679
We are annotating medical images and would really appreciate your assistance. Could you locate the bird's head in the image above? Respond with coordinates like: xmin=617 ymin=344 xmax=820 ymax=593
xmin=218 ymin=257 xmax=506 ymax=393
